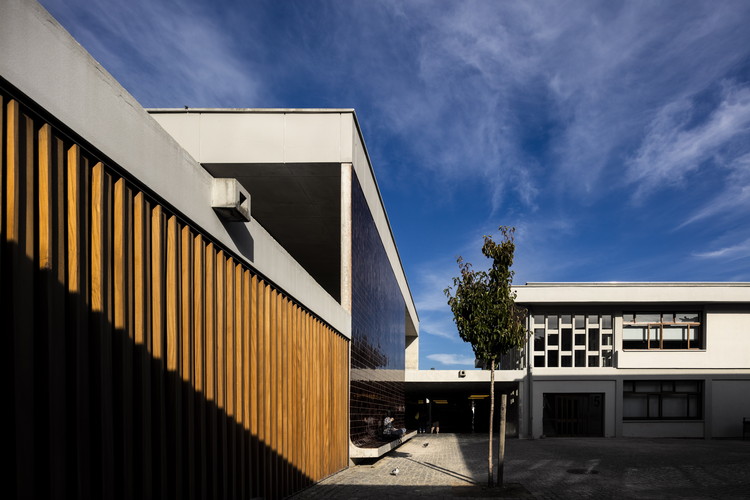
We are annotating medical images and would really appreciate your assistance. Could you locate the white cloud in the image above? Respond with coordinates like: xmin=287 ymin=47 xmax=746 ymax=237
xmin=627 ymin=84 xmax=750 ymax=199
xmin=427 ymin=353 xmax=476 ymax=366
xmin=693 ymin=238 xmax=750 ymax=260
xmin=41 ymin=0 xmax=263 ymax=107
xmin=679 ymin=153 xmax=750 ymax=228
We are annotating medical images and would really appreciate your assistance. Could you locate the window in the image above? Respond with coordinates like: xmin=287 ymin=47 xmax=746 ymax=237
xmin=532 ymin=312 xmax=613 ymax=368
xmin=622 ymin=312 xmax=702 ymax=350
xmin=623 ymin=380 xmax=702 ymax=420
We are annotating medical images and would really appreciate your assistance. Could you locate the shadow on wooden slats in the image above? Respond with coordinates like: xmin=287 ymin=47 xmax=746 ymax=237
xmin=2 ymin=89 xmax=350 ymax=500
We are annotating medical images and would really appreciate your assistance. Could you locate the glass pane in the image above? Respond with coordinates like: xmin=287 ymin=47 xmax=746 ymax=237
xmin=575 ymin=334 xmax=586 ymax=346
xmin=575 ymin=350 xmax=585 ymax=367
xmin=623 ymin=394 xmax=647 ymax=418
xmin=675 ymin=381 xmax=699 ymax=393
xmin=548 ymin=334 xmax=559 ymax=346
xmin=588 ymin=355 xmax=599 ymax=367
xmin=588 ymin=315 xmax=599 ymax=325
xmin=689 ymin=325 xmax=703 ymax=349
xmin=635 ymin=313 xmax=661 ymax=323
xmin=602 ymin=315 xmax=612 ymax=329
xmin=624 ymin=381 xmax=634 ymax=392
xmin=663 ymin=325 xmax=687 ymax=349
xmin=688 ymin=395 xmax=700 ymax=418
xmin=575 ymin=315 xmax=585 ymax=329
xmin=601 ymin=350 xmax=612 ymax=367
xmin=662 ymin=394 xmax=688 ymax=418
xmin=602 ymin=334 xmax=613 ymax=346
xmin=561 ymin=328 xmax=572 ymax=350
xmin=548 ymin=315 xmax=559 ymax=330
xmin=534 ymin=328 xmax=546 ymax=351
xmin=534 ymin=355 xmax=545 ymax=368
xmin=547 ymin=351 xmax=558 ymax=367
xmin=649 ymin=325 xmax=661 ymax=348
xmin=561 ymin=314 xmax=572 ymax=324
xmin=661 ymin=381 xmax=674 ymax=392
xmin=623 ymin=312 xmax=635 ymax=323
xmin=677 ymin=312 xmax=700 ymax=323
xmin=588 ymin=328 xmax=600 ymax=350
xmin=636 ymin=381 xmax=660 ymax=393
xmin=648 ymin=395 xmax=660 ymax=417
xmin=623 ymin=326 xmax=648 ymax=349
xmin=561 ymin=355 xmax=572 ymax=367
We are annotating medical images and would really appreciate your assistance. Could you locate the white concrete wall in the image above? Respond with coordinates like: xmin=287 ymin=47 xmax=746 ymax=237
xmin=532 ymin=380 xmax=617 ymax=438
xmin=151 ymin=109 xmax=420 ymax=337
xmin=0 ymin=0 xmax=350 ymax=337
xmin=516 ymin=282 xmax=750 ymax=304
xmin=617 ymin=307 xmax=750 ymax=369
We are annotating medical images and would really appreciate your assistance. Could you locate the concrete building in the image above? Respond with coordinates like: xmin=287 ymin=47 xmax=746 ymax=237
xmin=407 ymin=282 xmax=750 ymax=440
xmin=1 ymin=1 xmax=416 ymax=498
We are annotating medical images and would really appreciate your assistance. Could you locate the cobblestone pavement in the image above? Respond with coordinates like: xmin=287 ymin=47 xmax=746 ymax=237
xmin=290 ymin=434 xmax=750 ymax=499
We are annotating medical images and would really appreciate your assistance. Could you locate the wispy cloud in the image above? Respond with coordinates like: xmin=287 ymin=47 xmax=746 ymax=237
xmin=693 ymin=238 xmax=750 ymax=260
xmin=427 ymin=353 xmax=475 ymax=366
xmin=41 ymin=0 xmax=263 ymax=107
xmin=627 ymin=84 xmax=750 ymax=199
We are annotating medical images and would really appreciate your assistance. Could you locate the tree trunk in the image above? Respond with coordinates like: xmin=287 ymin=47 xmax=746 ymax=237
xmin=488 ymin=360 xmax=495 ymax=487
xmin=497 ymin=393 xmax=507 ymax=487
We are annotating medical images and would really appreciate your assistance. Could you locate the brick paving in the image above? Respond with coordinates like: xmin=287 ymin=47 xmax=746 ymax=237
xmin=290 ymin=434 xmax=750 ymax=499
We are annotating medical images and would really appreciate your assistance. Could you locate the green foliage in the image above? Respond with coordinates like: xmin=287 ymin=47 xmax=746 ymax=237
xmin=444 ymin=226 xmax=527 ymax=366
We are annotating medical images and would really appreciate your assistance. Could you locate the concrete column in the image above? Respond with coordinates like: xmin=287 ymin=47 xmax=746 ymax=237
xmin=340 ymin=162 xmax=352 ymax=312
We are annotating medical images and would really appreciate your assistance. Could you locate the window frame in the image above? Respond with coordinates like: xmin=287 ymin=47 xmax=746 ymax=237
xmin=622 ymin=312 xmax=703 ymax=350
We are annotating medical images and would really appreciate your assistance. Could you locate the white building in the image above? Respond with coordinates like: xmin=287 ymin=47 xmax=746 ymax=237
xmin=407 ymin=282 xmax=750 ymax=439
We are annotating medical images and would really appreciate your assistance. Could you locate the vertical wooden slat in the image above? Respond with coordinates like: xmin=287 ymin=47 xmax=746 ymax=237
xmin=180 ymin=225 xmax=195 ymax=500
xmin=133 ymin=192 xmax=153 ymax=497
xmin=47 ymin=134 xmax=68 ymax=500
xmin=262 ymin=281 xmax=271 ymax=497
xmin=193 ymin=234 xmax=206 ymax=500
xmin=151 ymin=205 xmax=167 ymax=499
xmin=204 ymin=243 xmax=217 ymax=499
xmin=165 ymin=215 xmax=181 ymax=499
xmin=215 ymin=250 xmax=226 ymax=497
xmin=251 ymin=276 xmax=260 ymax=498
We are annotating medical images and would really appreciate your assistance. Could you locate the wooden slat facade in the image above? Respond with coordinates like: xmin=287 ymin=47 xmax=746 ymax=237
xmin=1 ymin=89 xmax=350 ymax=499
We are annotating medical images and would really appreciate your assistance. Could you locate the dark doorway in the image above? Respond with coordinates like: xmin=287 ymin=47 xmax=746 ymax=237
xmin=543 ymin=393 xmax=604 ymax=437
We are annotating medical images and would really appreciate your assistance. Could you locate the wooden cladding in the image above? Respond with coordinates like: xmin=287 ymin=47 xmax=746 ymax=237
xmin=1 ymin=92 xmax=349 ymax=499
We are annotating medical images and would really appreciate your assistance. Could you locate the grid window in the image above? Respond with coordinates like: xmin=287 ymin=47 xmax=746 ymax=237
xmin=530 ymin=312 xmax=613 ymax=368
xmin=623 ymin=380 xmax=702 ymax=420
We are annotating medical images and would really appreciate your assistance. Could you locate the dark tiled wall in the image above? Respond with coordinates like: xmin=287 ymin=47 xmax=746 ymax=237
xmin=349 ymin=175 xmax=406 ymax=446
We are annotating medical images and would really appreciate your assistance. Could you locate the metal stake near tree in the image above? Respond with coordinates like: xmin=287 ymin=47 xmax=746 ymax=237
xmin=444 ymin=226 xmax=528 ymax=488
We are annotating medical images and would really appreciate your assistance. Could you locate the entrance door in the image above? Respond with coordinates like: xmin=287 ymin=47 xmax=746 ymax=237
xmin=542 ymin=393 xmax=604 ymax=437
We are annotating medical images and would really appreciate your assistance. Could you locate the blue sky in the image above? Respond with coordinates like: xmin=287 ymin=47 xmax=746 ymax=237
xmin=40 ymin=0 xmax=750 ymax=370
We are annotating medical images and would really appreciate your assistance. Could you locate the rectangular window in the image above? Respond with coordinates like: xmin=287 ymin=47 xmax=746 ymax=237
xmin=534 ymin=328 xmax=545 ymax=351
xmin=623 ymin=380 xmax=702 ymax=420
xmin=547 ymin=351 xmax=559 ymax=367
xmin=588 ymin=328 xmax=600 ymax=350
xmin=561 ymin=328 xmax=573 ymax=350
xmin=534 ymin=355 xmax=545 ymax=368
xmin=575 ymin=315 xmax=585 ymax=329
xmin=575 ymin=350 xmax=586 ymax=367
xmin=623 ymin=312 xmax=702 ymax=350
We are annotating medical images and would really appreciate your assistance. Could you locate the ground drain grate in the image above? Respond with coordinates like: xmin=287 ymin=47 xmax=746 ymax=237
xmin=567 ymin=468 xmax=599 ymax=475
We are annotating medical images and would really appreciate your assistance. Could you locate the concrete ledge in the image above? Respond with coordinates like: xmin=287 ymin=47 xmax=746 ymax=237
xmin=350 ymin=431 xmax=417 ymax=459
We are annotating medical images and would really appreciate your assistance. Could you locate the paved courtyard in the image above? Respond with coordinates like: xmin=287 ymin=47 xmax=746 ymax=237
xmin=291 ymin=434 xmax=750 ymax=499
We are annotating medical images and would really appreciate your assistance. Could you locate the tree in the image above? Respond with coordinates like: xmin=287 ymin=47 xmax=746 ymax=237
xmin=444 ymin=226 xmax=527 ymax=488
